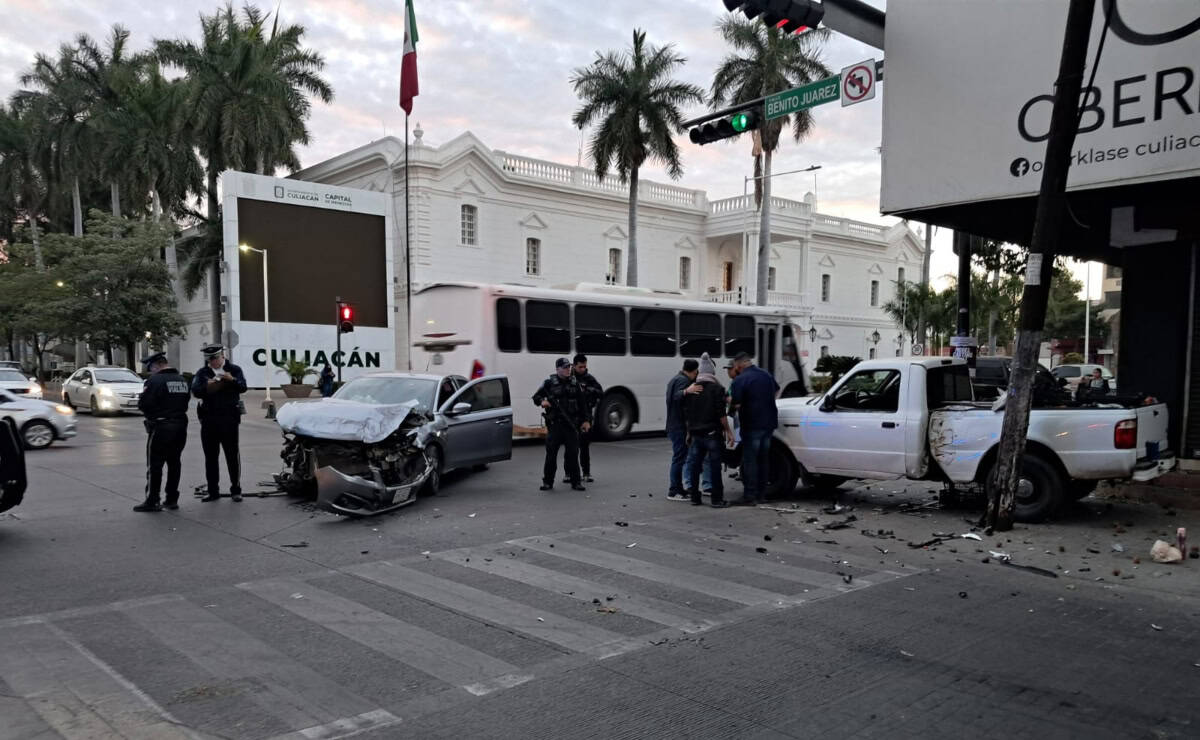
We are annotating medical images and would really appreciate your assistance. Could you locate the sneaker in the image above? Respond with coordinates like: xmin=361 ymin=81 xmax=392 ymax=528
xmin=539 ymin=483 xmax=553 ymax=491
xmin=570 ymin=483 xmax=587 ymax=492
xmin=666 ymin=491 xmax=688 ymax=502
xmin=231 ymin=493 xmax=243 ymax=502
xmin=200 ymin=493 xmax=220 ymax=502
xmin=133 ymin=502 xmax=163 ymax=512
xmin=710 ymin=500 xmax=730 ymax=509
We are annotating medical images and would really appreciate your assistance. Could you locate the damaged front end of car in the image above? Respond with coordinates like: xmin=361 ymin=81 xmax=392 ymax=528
xmin=274 ymin=401 xmax=445 ymax=516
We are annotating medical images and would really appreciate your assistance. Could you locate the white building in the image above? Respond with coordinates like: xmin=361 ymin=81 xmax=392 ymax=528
xmin=172 ymin=128 xmax=923 ymax=375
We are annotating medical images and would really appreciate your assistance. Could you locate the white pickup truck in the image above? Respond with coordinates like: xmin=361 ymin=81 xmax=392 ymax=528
xmin=770 ymin=358 xmax=1175 ymax=521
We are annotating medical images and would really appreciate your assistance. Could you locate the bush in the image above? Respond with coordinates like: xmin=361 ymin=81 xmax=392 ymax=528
xmin=811 ymin=375 xmax=833 ymax=392
xmin=1062 ymin=352 xmax=1084 ymax=364
xmin=814 ymin=355 xmax=862 ymax=383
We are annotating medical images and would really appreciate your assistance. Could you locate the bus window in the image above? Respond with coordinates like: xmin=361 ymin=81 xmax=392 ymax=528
xmin=781 ymin=325 xmax=797 ymax=362
xmin=679 ymin=312 xmax=721 ymax=357
xmin=630 ymin=309 xmax=677 ymax=357
xmin=725 ymin=316 xmax=754 ymax=358
xmin=575 ymin=304 xmax=626 ymax=355
xmin=767 ymin=327 xmax=777 ymax=375
xmin=526 ymin=300 xmax=570 ymax=353
xmin=496 ymin=298 xmax=521 ymax=352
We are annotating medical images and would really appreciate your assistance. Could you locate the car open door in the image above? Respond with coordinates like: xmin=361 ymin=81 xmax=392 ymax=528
xmin=440 ymin=375 xmax=513 ymax=469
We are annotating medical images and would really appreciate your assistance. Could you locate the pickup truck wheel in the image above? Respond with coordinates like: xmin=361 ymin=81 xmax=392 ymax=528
xmin=1068 ymin=479 xmax=1099 ymax=500
xmin=766 ymin=443 xmax=798 ymax=498
xmin=988 ymin=454 xmax=1064 ymax=522
xmin=596 ymin=392 xmax=633 ymax=441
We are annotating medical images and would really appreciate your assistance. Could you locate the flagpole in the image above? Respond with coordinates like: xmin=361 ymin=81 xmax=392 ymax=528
xmin=404 ymin=113 xmax=412 ymax=371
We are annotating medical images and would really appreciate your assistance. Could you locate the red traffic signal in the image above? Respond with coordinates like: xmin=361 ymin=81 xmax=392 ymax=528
xmin=338 ymin=303 xmax=355 ymax=333
xmin=722 ymin=0 xmax=824 ymax=33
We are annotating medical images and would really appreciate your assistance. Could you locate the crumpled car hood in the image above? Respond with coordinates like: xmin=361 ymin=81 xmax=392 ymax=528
xmin=275 ymin=398 xmax=424 ymax=444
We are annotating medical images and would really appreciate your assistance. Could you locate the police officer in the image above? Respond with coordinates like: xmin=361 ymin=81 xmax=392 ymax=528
xmin=568 ymin=353 xmax=603 ymax=483
xmin=191 ymin=344 xmax=247 ymax=502
xmin=135 ymin=352 xmax=190 ymax=512
xmin=532 ymin=357 xmax=589 ymax=491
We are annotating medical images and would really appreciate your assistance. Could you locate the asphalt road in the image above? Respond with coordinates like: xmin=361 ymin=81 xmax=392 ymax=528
xmin=1 ymin=408 xmax=1198 ymax=739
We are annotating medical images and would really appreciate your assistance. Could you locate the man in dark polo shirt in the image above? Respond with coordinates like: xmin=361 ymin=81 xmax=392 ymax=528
xmin=729 ymin=351 xmax=778 ymax=506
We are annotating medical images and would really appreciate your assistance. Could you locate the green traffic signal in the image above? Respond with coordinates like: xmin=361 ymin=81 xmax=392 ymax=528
xmin=730 ymin=112 xmax=751 ymax=132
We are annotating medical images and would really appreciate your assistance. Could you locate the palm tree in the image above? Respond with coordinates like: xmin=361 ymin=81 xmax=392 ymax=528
xmin=156 ymin=3 xmax=333 ymax=337
xmin=570 ymin=29 xmax=704 ymax=287
xmin=710 ymin=18 xmax=831 ymax=305
xmin=0 ymin=104 xmax=48 ymax=269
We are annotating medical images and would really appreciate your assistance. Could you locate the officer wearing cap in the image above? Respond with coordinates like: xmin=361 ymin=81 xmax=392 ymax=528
xmin=135 ymin=352 xmax=190 ymax=512
xmin=191 ymin=344 xmax=247 ymax=502
xmin=532 ymin=357 xmax=589 ymax=491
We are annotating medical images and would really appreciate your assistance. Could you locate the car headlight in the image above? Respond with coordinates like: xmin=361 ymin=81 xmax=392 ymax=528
xmin=55 ymin=404 xmax=74 ymax=415
xmin=99 ymin=387 xmax=114 ymax=397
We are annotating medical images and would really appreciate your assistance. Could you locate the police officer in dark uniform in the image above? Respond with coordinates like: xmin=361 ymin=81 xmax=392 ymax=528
xmin=135 ymin=352 xmax=190 ymax=512
xmin=568 ymin=353 xmax=603 ymax=483
xmin=191 ymin=344 xmax=247 ymax=502
xmin=532 ymin=357 xmax=589 ymax=491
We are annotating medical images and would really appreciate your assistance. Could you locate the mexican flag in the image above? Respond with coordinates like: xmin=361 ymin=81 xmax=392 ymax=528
xmin=399 ymin=0 xmax=419 ymax=114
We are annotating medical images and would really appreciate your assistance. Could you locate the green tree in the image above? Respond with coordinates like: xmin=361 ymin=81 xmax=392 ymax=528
xmin=0 ymin=104 xmax=48 ymax=268
xmin=1044 ymin=269 xmax=1107 ymax=345
xmin=815 ymin=354 xmax=861 ymax=383
xmin=710 ymin=17 xmax=830 ymax=305
xmin=0 ymin=240 xmax=76 ymax=378
xmin=156 ymin=3 xmax=333 ymax=337
xmin=570 ymin=29 xmax=703 ymax=287
xmin=971 ymin=239 xmax=1024 ymax=353
xmin=883 ymin=280 xmax=955 ymax=350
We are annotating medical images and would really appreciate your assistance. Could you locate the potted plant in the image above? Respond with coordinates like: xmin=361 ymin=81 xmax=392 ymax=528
xmin=277 ymin=359 xmax=317 ymax=398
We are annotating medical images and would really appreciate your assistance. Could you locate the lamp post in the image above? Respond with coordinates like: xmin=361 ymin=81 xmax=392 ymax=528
xmin=869 ymin=329 xmax=880 ymax=359
xmin=238 ymin=243 xmax=273 ymax=413
xmin=741 ymin=164 xmax=821 ymax=305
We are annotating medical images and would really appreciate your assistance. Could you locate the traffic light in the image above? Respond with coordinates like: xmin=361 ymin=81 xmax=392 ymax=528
xmin=689 ymin=108 xmax=761 ymax=145
xmin=722 ymin=0 xmax=824 ymax=33
xmin=338 ymin=303 xmax=355 ymax=333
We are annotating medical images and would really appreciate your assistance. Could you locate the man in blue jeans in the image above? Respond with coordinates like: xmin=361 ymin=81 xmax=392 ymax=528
xmin=729 ymin=351 xmax=779 ymax=506
xmin=683 ymin=353 xmax=734 ymax=507
xmin=665 ymin=359 xmax=699 ymax=501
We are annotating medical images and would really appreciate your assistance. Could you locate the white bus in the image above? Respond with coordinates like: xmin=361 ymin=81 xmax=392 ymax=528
xmin=411 ymin=282 xmax=812 ymax=439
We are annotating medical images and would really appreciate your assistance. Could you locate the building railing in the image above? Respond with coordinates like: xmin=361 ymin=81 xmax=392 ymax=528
xmin=496 ymin=151 xmax=705 ymax=208
xmin=703 ymin=289 xmax=807 ymax=310
xmin=814 ymin=214 xmax=889 ymax=239
xmin=709 ymin=195 xmax=810 ymax=215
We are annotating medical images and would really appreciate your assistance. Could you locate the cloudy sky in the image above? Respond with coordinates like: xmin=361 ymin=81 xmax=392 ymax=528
xmin=0 ymin=0 xmax=1094 ymax=291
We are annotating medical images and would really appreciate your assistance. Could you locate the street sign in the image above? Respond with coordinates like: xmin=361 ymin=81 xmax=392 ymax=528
xmin=764 ymin=76 xmax=840 ymax=120
xmin=840 ymin=59 xmax=876 ymax=106
xmin=912 ymin=344 xmax=924 ymax=356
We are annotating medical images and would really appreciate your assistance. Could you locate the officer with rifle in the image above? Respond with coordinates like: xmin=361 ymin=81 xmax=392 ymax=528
xmin=532 ymin=357 xmax=590 ymax=491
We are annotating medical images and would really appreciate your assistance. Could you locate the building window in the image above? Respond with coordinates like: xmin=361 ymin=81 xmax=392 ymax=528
xmin=869 ymin=347 xmax=877 ymax=360
xmin=607 ymin=248 xmax=622 ymax=285
xmin=722 ymin=262 xmax=734 ymax=292
xmin=679 ymin=256 xmax=691 ymax=290
xmin=821 ymin=274 xmax=831 ymax=302
xmin=460 ymin=204 xmax=477 ymax=246
xmin=870 ymin=280 xmax=879 ymax=307
xmin=768 ymin=267 xmax=777 ymax=291
xmin=820 ymin=345 xmax=829 ymax=358
xmin=895 ymin=348 xmax=902 ymax=357
xmin=897 ymin=267 xmax=905 ymax=285
xmin=525 ymin=238 xmax=540 ymax=276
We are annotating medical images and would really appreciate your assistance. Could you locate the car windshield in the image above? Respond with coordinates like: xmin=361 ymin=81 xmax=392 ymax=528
xmin=333 ymin=377 xmax=437 ymax=408
xmin=0 ymin=370 xmax=29 ymax=382
xmin=94 ymin=369 xmax=142 ymax=383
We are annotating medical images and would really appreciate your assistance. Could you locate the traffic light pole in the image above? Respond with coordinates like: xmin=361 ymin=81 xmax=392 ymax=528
xmin=988 ymin=0 xmax=1095 ymax=531
xmin=334 ymin=295 xmax=342 ymax=385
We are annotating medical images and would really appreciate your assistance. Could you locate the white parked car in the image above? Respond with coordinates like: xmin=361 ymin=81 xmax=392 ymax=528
xmin=1052 ymin=363 xmax=1117 ymax=393
xmin=0 ymin=368 xmax=42 ymax=399
xmin=61 ymin=366 xmax=145 ymax=415
xmin=0 ymin=389 xmax=77 ymax=449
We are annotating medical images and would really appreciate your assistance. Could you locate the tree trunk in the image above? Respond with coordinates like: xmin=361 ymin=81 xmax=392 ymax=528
xmin=110 ymin=180 xmax=121 ymax=220
xmin=72 ymin=177 xmax=83 ymax=237
xmin=124 ymin=340 xmax=136 ymax=371
xmin=207 ymin=168 xmax=223 ymax=341
xmin=28 ymin=218 xmax=44 ymax=272
xmin=626 ymin=166 xmax=639 ymax=287
xmin=756 ymin=149 xmax=773 ymax=306
xmin=916 ymin=225 xmax=932 ymax=348
xmin=987 ymin=268 xmax=1000 ymax=354
xmin=151 ymin=186 xmax=162 ymax=223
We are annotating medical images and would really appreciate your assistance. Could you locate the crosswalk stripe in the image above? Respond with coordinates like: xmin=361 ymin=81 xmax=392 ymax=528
xmin=651 ymin=518 xmax=905 ymax=573
xmin=437 ymin=546 xmax=717 ymax=634
xmin=122 ymin=598 xmax=390 ymax=734
xmin=580 ymin=528 xmax=862 ymax=591
xmin=507 ymin=537 xmax=796 ymax=606
xmin=238 ymin=578 xmax=530 ymax=694
xmin=269 ymin=709 xmax=402 ymax=740
xmin=0 ymin=621 xmax=198 ymax=740
xmin=346 ymin=561 xmax=633 ymax=656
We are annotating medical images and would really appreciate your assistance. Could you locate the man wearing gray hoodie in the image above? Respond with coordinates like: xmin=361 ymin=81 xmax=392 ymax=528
xmin=682 ymin=352 xmax=734 ymax=507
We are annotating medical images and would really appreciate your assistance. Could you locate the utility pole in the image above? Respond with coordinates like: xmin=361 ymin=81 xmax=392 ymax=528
xmin=954 ymin=232 xmax=972 ymax=337
xmin=1083 ymin=262 xmax=1091 ymax=361
xmin=988 ymin=0 xmax=1095 ymax=531
xmin=916 ymin=224 xmax=933 ymax=353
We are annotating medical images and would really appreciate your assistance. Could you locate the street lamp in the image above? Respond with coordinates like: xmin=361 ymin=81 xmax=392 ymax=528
xmin=808 ymin=323 xmax=818 ymax=343
xmin=238 ymin=243 xmax=272 ymax=410
xmin=870 ymin=330 xmax=881 ymax=345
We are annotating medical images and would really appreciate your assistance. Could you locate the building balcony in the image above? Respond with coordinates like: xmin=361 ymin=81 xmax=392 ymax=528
xmin=704 ymin=288 xmax=808 ymax=311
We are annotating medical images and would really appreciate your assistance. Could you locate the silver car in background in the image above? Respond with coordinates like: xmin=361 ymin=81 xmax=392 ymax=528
xmin=61 ymin=366 xmax=144 ymax=415
xmin=0 ymin=368 xmax=42 ymax=399
xmin=0 ymin=389 xmax=77 ymax=449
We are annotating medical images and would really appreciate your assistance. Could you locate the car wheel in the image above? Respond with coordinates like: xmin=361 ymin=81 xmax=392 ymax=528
xmin=765 ymin=442 xmax=798 ymax=498
xmin=63 ymin=392 xmax=74 ymax=409
xmin=21 ymin=420 xmax=55 ymax=450
xmin=986 ymin=453 xmax=1064 ymax=522
xmin=420 ymin=445 xmax=443 ymax=496
xmin=89 ymin=395 xmax=100 ymax=416
xmin=596 ymin=392 xmax=633 ymax=441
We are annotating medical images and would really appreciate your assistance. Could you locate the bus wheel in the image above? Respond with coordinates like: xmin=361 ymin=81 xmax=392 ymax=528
xmin=597 ymin=392 xmax=633 ymax=441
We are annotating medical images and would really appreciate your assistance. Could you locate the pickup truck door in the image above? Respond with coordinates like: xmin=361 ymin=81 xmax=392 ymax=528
xmin=439 ymin=375 xmax=513 ymax=469
xmin=803 ymin=367 xmax=909 ymax=477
